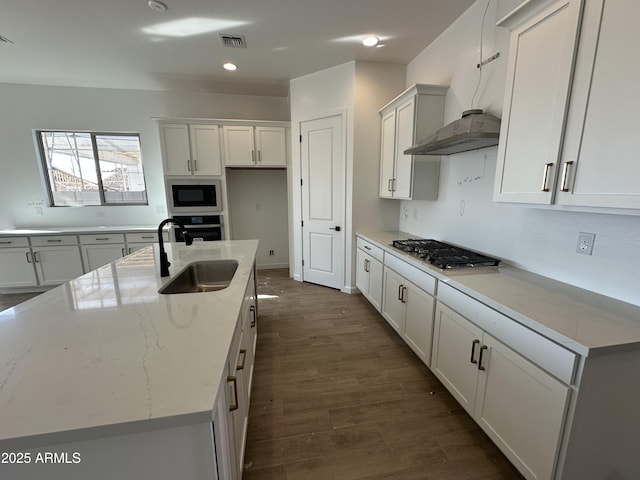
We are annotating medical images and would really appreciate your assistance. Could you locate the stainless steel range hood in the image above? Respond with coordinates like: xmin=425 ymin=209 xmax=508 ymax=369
xmin=404 ymin=109 xmax=501 ymax=156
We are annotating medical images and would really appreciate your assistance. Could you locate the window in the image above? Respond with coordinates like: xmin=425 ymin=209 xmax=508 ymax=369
xmin=37 ymin=131 xmax=148 ymax=206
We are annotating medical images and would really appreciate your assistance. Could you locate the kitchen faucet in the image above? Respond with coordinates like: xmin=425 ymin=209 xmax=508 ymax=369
xmin=158 ymin=218 xmax=193 ymax=277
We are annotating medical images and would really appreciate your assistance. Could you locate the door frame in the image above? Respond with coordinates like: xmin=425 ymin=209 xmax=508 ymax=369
xmin=291 ymin=109 xmax=350 ymax=292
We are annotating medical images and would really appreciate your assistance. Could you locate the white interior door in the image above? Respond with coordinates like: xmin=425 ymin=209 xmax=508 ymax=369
xmin=300 ymin=114 xmax=344 ymax=290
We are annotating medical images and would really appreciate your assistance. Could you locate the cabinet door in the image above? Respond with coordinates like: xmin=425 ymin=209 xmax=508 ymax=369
xmin=355 ymin=248 xmax=370 ymax=296
xmin=393 ymin=97 xmax=416 ymax=199
xmin=431 ymin=302 xmax=483 ymax=416
xmin=160 ymin=124 xmax=192 ymax=176
xmin=557 ymin=0 xmax=640 ymax=209
xmin=190 ymin=125 xmax=222 ymax=176
xmin=381 ymin=267 xmax=405 ymax=334
xmin=494 ymin=0 xmax=583 ymax=204
xmin=475 ymin=333 xmax=569 ymax=480
xmin=0 ymin=248 xmax=38 ymax=287
xmin=403 ymin=281 xmax=434 ymax=365
xmin=82 ymin=244 xmax=125 ymax=271
xmin=255 ymin=126 xmax=286 ymax=166
xmin=223 ymin=126 xmax=255 ymax=166
xmin=367 ymin=257 xmax=383 ymax=313
xmin=33 ymin=246 xmax=84 ymax=285
xmin=379 ymin=110 xmax=396 ymax=198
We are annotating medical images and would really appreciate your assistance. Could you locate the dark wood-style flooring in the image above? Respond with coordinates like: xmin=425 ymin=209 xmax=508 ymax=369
xmin=244 ymin=269 xmax=524 ymax=480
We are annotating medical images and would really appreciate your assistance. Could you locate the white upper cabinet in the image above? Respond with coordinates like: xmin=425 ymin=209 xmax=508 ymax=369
xmin=160 ymin=124 xmax=222 ymax=176
xmin=496 ymin=0 xmax=640 ymax=211
xmin=494 ymin=0 xmax=584 ymax=204
xmin=223 ymin=125 xmax=286 ymax=167
xmin=378 ymin=84 xmax=446 ymax=200
xmin=556 ymin=0 xmax=640 ymax=209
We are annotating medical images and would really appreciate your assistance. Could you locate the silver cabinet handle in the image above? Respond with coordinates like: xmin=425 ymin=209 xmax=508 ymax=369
xmin=478 ymin=345 xmax=488 ymax=371
xmin=25 ymin=252 xmax=33 ymax=263
xmin=128 ymin=247 xmax=133 ymax=254
xmin=364 ymin=245 xmax=371 ymax=251
xmin=541 ymin=163 xmax=554 ymax=192
xmin=388 ymin=178 xmax=393 ymax=192
xmin=470 ymin=339 xmax=480 ymax=364
xmin=400 ymin=286 xmax=407 ymax=303
xmin=397 ymin=284 xmax=404 ymax=302
xmin=140 ymin=235 xmax=154 ymax=239
xmin=560 ymin=161 xmax=574 ymax=192
xmin=257 ymin=150 xmax=262 ymax=163
xmin=47 ymin=239 xmax=62 ymax=243
xmin=237 ymin=349 xmax=247 ymax=371
xmin=227 ymin=376 xmax=239 ymax=411
xmin=121 ymin=248 xmax=126 ymax=257
xmin=194 ymin=159 xmax=198 ymax=171
xmin=33 ymin=251 xmax=41 ymax=263
xmin=95 ymin=237 xmax=110 ymax=241
xmin=0 ymin=241 xmax=13 ymax=244
xmin=250 ymin=305 xmax=257 ymax=328
xmin=364 ymin=259 xmax=370 ymax=273
xmin=251 ymin=150 xmax=256 ymax=163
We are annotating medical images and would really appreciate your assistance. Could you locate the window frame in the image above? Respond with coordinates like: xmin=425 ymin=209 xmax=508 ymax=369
xmin=36 ymin=130 xmax=149 ymax=207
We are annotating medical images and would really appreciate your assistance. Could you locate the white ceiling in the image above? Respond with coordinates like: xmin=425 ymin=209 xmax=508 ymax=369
xmin=0 ymin=0 xmax=476 ymax=96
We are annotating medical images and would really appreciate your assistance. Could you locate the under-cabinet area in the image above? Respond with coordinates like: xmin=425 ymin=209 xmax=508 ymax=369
xmin=355 ymin=231 xmax=640 ymax=480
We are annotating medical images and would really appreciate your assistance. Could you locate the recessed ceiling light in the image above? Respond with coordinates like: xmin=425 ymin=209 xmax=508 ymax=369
xmin=362 ymin=36 xmax=380 ymax=47
xmin=223 ymin=62 xmax=238 ymax=71
xmin=148 ymin=0 xmax=167 ymax=13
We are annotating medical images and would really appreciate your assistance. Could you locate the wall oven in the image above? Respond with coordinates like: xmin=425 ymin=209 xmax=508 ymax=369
xmin=172 ymin=215 xmax=224 ymax=242
xmin=167 ymin=179 xmax=222 ymax=213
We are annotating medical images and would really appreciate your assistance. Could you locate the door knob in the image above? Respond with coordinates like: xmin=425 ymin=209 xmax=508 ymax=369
xmin=329 ymin=226 xmax=341 ymax=232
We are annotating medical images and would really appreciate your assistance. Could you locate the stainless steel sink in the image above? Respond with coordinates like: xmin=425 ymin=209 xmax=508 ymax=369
xmin=158 ymin=260 xmax=239 ymax=294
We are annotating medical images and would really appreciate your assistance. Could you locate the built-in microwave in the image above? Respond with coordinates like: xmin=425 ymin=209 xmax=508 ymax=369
xmin=167 ymin=180 xmax=222 ymax=213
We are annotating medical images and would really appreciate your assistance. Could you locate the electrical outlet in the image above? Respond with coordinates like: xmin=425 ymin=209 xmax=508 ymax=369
xmin=269 ymin=250 xmax=275 ymax=256
xmin=576 ymin=232 xmax=595 ymax=255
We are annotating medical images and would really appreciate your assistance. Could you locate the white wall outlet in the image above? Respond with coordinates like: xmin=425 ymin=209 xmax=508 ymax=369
xmin=576 ymin=232 xmax=596 ymax=255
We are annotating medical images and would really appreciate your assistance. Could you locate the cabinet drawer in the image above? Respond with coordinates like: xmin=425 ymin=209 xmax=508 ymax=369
xmin=79 ymin=234 xmax=125 ymax=244
xmin=356 ymin=237 xmax=384 ymax=262
xmin=437 ymin=283 xmax=577 ymax=384
xmin=126 ymin=232 xmax=165 ymax=243
xmin=384 ymin=253 xmax=436 ymax=296
xmin=31 ymin=235 xmax=78 ymax=247
xmin=0 ymin=236 xmax=29 ymax=248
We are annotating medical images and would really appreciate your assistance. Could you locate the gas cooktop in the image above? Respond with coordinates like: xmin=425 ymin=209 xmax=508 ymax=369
xmin=391 ymin=239 xmax=501 ymax=269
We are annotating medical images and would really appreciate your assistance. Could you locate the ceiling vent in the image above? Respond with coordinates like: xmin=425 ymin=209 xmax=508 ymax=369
xmin=219 ymin=34 xmax=246 ymax=48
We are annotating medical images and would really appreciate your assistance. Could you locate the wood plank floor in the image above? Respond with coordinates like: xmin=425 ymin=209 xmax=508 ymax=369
xmin=244 ymin=269 xmax=524 ymax=480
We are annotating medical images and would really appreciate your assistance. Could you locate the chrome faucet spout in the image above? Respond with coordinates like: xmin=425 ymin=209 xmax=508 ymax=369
xmin=157 ymin=218 xmax=193 ymax=277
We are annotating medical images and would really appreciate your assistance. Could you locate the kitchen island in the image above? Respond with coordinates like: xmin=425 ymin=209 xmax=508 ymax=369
xmin=0 ymin=240 xmax=258 ymax=480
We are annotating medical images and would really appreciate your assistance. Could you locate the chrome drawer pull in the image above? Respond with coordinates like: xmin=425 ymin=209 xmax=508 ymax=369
xmin=541 ymin=163 xmax=553 ymax=192
xmin=478 ymin=345 xmax=488 ymax=371
xmin=470 ymin=339 xmax=480 ymax=364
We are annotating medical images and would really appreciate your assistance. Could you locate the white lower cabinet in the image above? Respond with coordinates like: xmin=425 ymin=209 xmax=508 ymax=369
xmin=355 ymin=237 xmax=384 ymax=312
xmin=80 ymin=234 xmax=126 ymax=271
xmin=218 ymin=267 xmax=257 ymax=479
xmin=0 ymin=238 xmax=38 ymax=287
xmin=432 ymin=301 xmax=570 ymax=480
xmin=381 ymin=260 xmax=435 ymax=365
xmin=0 ymin=235 xmax=84 ymax=288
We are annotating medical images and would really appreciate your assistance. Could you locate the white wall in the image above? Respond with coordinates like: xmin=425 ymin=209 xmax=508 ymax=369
xmin=289 ymin=61 xmax=406 ymax=289
xmin=227 ymin=168 xmax=289 ymax=269
xmin=0 ymin=83 xmax=289 ymax=229
xmin=402 ymin=0 xmax=640 ymax=306
xmin=289 ymin=62 xmax=356 ymax=285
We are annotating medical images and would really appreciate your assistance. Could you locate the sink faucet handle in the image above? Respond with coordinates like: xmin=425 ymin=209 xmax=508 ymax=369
xmin=182 ymin=230 xmax=193 ymax=246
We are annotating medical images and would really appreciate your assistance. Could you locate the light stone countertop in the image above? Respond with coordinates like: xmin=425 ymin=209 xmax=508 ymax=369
xmin=0 ymin=240 xmax=258 ymax=450
xmin=357 ymin=231 xmax=640 ymax=356
xmin=0 ymin=225 xmax=162 ymax=236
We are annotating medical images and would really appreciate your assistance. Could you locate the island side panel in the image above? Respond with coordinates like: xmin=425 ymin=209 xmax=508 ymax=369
xmin=0 ymin=422 xmax=217 ymax=480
